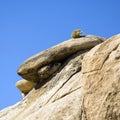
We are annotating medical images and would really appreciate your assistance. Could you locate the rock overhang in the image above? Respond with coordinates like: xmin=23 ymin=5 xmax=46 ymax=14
xmin=17 ymin=35 xmax=106 ymax=83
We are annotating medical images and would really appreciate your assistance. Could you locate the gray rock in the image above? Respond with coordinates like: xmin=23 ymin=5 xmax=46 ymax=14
xmin=17 ymin=35 xmax=105 ymax=82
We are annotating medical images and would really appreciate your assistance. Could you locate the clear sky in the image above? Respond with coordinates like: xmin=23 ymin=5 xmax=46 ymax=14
xmin=0 ymin=0 xmax=120 ymax=110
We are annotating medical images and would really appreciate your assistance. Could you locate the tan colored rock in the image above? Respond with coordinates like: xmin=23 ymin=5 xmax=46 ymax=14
xmin=0 ymin=50 xmax=86 ymax=120
xmin=82 ymin=34 xmax=120 ymax=120
xmin=38 ymin=62 xmax=61 ymax=81
xmin=17 ymin=35 xmax=105 ymax=82
xmin=3 ymin=33 xmax=120 ymax=120
xmin=16 ymin=79 xmax=37 ymax=95
xmin=24 ymin=90 xmax=82 ymax=120
xmin=16 ymin=63 xmax=61 ymax=97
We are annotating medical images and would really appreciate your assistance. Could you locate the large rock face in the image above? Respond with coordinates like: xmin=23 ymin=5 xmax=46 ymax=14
xmin=82 ymin=34 xmax=120 ymax=120
xmin=0 ymin=34 xmax=119 ymax=120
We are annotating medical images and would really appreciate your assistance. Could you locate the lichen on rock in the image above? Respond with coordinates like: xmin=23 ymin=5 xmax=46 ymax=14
xmin=71 ymin=29 xmax=83 ymax=38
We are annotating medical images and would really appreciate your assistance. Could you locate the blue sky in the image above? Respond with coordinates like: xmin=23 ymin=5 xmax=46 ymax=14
xmin=0 ymin=0 xmax=120 ymax=110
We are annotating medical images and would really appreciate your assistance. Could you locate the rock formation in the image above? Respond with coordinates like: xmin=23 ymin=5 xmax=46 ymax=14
xmin=82 ymin=34 xmax=120 ymax=120
xmin=16 ymin=80 xmax=37 ymax=97
xmin=17 ymin=35 xmax=104 ymax=83
xmin=0 ymin=34 xmax=119 ymax=120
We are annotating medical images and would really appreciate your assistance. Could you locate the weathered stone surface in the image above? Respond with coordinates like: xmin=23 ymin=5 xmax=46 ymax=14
xmin=82 ymin=34 xmax=120 ymax=120
xmin=0 ymin=50 xmax=85 ymax=120
xmin=24 ymin=89 xmax=82 ymax=120
xmin=2 ymin=34 xmax=120 ymax=120
xmin=17 ymin=35 xmax=105 ymax=82
xmin=16 ymin=79 xmax=37 ymax=96
xmin=38 ymin=62 xmax=61 ymax=81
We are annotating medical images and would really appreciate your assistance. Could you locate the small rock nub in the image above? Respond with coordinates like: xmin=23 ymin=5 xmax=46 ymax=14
xmin=71 ymin=29 xmax=82 ymax=38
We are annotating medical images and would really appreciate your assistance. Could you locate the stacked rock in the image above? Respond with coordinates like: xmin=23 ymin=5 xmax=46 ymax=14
xmin=16 ymin=35 xmax=105 ymax=97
